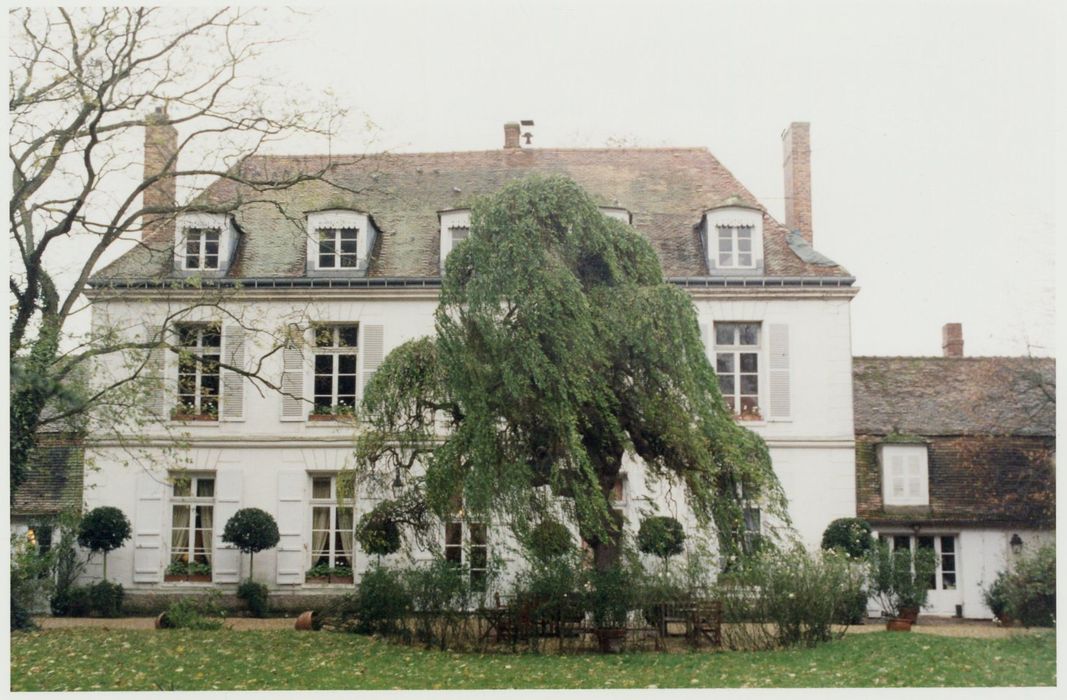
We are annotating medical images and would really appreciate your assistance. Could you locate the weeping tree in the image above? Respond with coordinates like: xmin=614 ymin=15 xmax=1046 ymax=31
xmin=355 ymin=175 xmax=787 ymax=567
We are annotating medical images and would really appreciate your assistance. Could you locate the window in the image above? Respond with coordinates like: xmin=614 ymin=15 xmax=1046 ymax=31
xmin=171 ymin=475 xmax=215 ymax=567
xmin=881 ymin=444 xmax=929 ymax=506
xmin=183 ymin=228 xmax=220 ymax=270
xmin=715 ymin=322 xmax=761 ymax=420
xmin=313 ymin=325 xmax=358 ymax=414
xmin=175 ymin=323 xmax=221 ymax=417
xmin=27 ymin=525 xmax=53 ymax=555
xmin=716 ymin=225 xmax=754 ymax=268
xmin=445 ymin=520 xmax=489 ymax=592
xmin=439 ymin=209 xmax=471 ymax=270
xmin=310 ymin=476 xmax=355 ymax=570
xmin=317 ymin=228 xmax=358 ymax=269
xmin=882 ymin=534 xmax=957 ymax=591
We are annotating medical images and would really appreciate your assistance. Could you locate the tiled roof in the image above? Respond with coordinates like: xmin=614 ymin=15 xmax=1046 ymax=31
xmin=853 ymin=356 xmax=1056 ymax=436
xmin=12 ymin=436 xmax=84 ymax=517
xmin=93 ymin=148 xmax=850 ymax=282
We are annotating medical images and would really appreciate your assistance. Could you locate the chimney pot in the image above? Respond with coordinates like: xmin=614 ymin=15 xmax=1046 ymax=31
xmin=942 ymin=323 xmax=964 ymax=357
xmin=782 ymin=122 xmax=813 ymax=245
xmin=504 ymin=122 xmax=521 ymax=149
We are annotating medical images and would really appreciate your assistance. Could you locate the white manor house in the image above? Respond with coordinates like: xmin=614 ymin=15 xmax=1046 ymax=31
xmin=72 ymin=118 xmax=988 ymax=611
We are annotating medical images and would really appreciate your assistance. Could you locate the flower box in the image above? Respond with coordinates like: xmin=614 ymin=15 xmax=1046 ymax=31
xmin=170 ymin=412 xmax=218 ymax=422
xmin=305 ymin=574 xmax=354 ymax=585
xmin=164 ymin=573 xmax=212 ymax=583
xmin=308 ymin=414 xmax=338 ymax=422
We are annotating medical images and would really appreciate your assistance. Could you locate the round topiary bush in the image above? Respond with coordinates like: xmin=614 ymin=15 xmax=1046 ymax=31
xmin=526 ymin=518 xmax=573 ymax=560
xmin=637 ymin=516 xmax=686 ymax=561
xmin=77 ymin=506 xmax=132 ymax=581
xmin=355 ymin=504 xmax=402 ymax=558
xmin=820 ymin=517 xmax=874 ymax=559
xmin=222 ymin=508 xmax=280 ymax=579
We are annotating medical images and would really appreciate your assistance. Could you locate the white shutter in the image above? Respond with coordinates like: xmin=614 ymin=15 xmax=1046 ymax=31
xmin=280 ymin=344 xmax=306 ymax=421
xmin=221 ymin=325 xmax=246 ymax=421
xmin=361 ymin=324 xmax=385 ymax=398
xmin=144 ymin=325 xmax=167 ymax=419
xmin=699 ymin=322 xmax=710 ymax=358
xmin=212 ymin=469 xmax=243 ymax=583
xmin=276 ymin=470 xmax=306 ymax=585
xmin=133 ymin=472 xmax=165 ymax=583
xmin=767 ymin=323 xmax=791 ymax=420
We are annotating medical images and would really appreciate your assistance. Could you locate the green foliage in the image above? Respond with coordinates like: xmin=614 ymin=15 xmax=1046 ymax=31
xmin=237 ymin=581 xmax=270 ymax=618
xmin=305 ymin=563 xmax=353 ymax=579
xmin=525 ymin=518 xmax=574 ymax=561
xmin=402 ymin=558 xmax=475 ymax=649
xmin=983 ymin=571 xmax=1010 ymax=619
xmin=820 ymin=518 xmax=874 ymax=558
xmin=355 ymin=503 xmax=402 ymax=557
xmin=159 ymin=595 xmax=226 ymax=630
xmin=222 ymin=508 xmax=279 ymax=579
xmin=718 ymin=546 xmax=865 ymax=649
xmin=49 ymin=511 xmax=87 ymax=615
xmin=51 ymin=586 xmax=91 ymax=617
xmin=866 ymin=541 xmax=937 ymax=617
xmin=351 ymin=565 xmax=412 ymax=636
xmin=166 ymin=560 xmax=212 ymax=577
xmin=998 ymin=544 xmax=1055 ymax=627
xmin=585 ymin=564 xmax=637 ymax=628
xmin=10 ymin=529 xmax=53 ymax=630
xmin=356 ymin=175 xmax=786 ymax=565
xmin=87 ymin=581 xmax=124 ymax=618
xmin=77 ymin=507 xmax=131 ymax=580
xmin=636 ymin=516 xmax=686 ymax=560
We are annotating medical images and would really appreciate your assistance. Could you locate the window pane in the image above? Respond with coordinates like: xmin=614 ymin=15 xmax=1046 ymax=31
xmin=738 ymin=324 xmax=760 ymax=346
xmin=204 ymin=255 xmax=218 ymax=269
xmin=336 ymin=508 xmax=354 ymax=531
xmin=315 ymin=355 xmax=333 ymax=373
xmin=917 ymin=536 xmax=934 ymax=551
xmin=470 ymin=523 xmax=487 ymax=546
xmin=941 ymin=536 xmax=954 ymax=554
xmin=740 ymin=353 xmax=758 ymax=372
xmin=718 ymin=237 xmax=733 ymax=252
xmin=718 ymin=227 xmax=732 ymax=241
xmin=174 ymin=479 xmax=191 ymax=497
xmin=722 ymin=396 xmax=735 ymax=412
xmin=451 ymin=227 xmax=469 ymax=242
xmin=715 ymin=325 xmax=735 ymax=346
xmin=314 ymin=326 xmax=333 ymax=347
xmin=446 ymin=523 xmax=462 ymax=547
xmin=737 ymin=227 xmax=751 ymax=240
xmin=716 ymin=354 xmax=734 ymax=373
xmin=893 ymin=535 xmax=911 ymax=551
xmin=740 ymin=375 xmax=759 ymax=394
xmin=186 ymin=237 xmax=200 ymax=255
xmin=339 ymin=254 xmax=357 ymax=268
xmin=738 ymin=253 xmax=752 ymax=267
xmin=204 ymin=239 xmax=219 ymax=255
xmin=178 ymin=326 xmax=197 ymax=347
xmin=312 ymin=478 xmax=331 ymax=499
xmin=185 ymin=255 xmax=199 ymax=269
xmin=739 ymin=396 xmax=759 ymax=417
xmin=942 ymin=573 xmax=956 ymax=590
xmin=196 ymin=479 xmax=215 ymax=498
xmin=718 ymin=376 xmax=735 ymax=395
xmin=446 ymin=545 xmax=462 ymax=564
xmin=203 ymin=327 xmax=221 ymax=348
xmin=718 ymin=252 xmax=733 ymax=266
xmin=314 ymin=376 xmax=332 ymax=398
xmin=737 ymin=237 xmax=752 ymax=252
xmin=337 ymin=375 xmax=356 ymax=396
xmin=338 ymin=355 xmax=356 ymax=374
xmin=338 ymin=327 xmax=359 ymax=347
xmin=319 ymin=254 xmax=334 ymax=268
xmin=470 ymin=546 xmax=488 ymax=569
xmin=339 ymin=236 xmax=358 ymax=253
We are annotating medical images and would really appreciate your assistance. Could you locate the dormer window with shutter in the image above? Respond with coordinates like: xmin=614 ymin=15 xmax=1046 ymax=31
xmin=439 ymin=209 xmax=471 ymax=271
xmin=880 ymin=443 xmax=930 ymax=506
xmin=701 ymin=203 xmax=764 ymax=274
xmin=306 ymin=210 xmax=378 ymax=276
xmin=175 ymin=213 xmax=238 ymax=276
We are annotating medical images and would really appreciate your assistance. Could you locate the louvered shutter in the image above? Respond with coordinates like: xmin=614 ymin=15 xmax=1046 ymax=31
xmin=699 ymin=322 xmax=710 ymax=358
xmin=361 ymin=324 xmax=385 ymax=398
xmin=144 ymin=325 xmax=167 ymax=419
xmin=212 ymin=469 xmax=243 ymax=583
xmin=221 ymin=325 xmax=246 ymax=421
xmin=767 ymin=324 xmax=791 ymax=421
xmin=133 ymin=472 xmax=165 ymax=583
xmin=280 ymin=343 xmax=306 ymax=421
xmin=276 ymin=470 xmax=306 ymax=585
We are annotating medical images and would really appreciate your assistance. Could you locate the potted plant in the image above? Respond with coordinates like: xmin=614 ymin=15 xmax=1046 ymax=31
xmin=165 ymin=560 xmax=212 ymax=582
xmin=586 ymin=565 xmax=635 ymax=653
xmin=867 ymin=541 xmax=937 ymax=631
xmin=305 ymin=563 xmax=354 ymax=584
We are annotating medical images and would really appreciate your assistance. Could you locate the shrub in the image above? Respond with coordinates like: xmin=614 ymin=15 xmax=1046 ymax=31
xmin=637 ymin=516 xmax=686 ymax=562
xmin=866 ymin=541 xmax=937 ymax=617
xmin=983 ymin=571 xmax=1010 ymax=620
xmin=403 ymin=558 xmax=472 ymax=649
xmin=237 ymin=580 xmax=269 ymax=618
xmin=77 ymin=507 xmax=131 ymax=581
xmin=10 ymin=529 xmax=54 ymax=629
xmin=585 ymin=564 xmax=636 ymax=629
xmin=50 ymin=586 xmax=91 ymax=617
xmin=525 ymin=519 xmax=574 ymax=561
xmin=820 ymin=518 xmax=874 ymax=558
xmin=1002 ymin=543 xmax=1055 ymax=627
xmin=355 ymin=504 xmax=402 ymax=558
xmin=718 ymin=546 xmax=865 ymax=650
xmin=352 ymin=565 xmax=411 ymax=636
xmin=49 ymin=512 xmax=87 ymax=615
xmin=222 ymin=508 xmax=280 ymax=579
xmin=86 ymin=581 xmax=124 ymax=617
xmin=159 ymin=594 xmax=226 ymax=630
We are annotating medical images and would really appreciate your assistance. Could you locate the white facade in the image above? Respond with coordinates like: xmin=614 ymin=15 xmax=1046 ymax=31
xmin=81 ymin=282 xmax=857 ymax=593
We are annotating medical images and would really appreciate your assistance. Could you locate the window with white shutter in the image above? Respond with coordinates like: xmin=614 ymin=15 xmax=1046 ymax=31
xmin=144 ymin=324 xmax=167 ymax=419
xmin=221 ymin=325 xmax=246 ymax=421
xmin=361 ymin=324 xmax=385 ymax=399
xmin=280 ymin=330 xmax=306 ymax=422
xmin=133 ymin=472 xmax=165 ymax=583
xmin=881 ymin=444 xmax=929 ymax=506
xmin=767 ymin=324 xmax=791 ymax=421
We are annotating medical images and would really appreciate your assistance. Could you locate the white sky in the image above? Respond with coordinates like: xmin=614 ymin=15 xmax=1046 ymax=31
xmin=20 ymin=0 xmax=1060 ymax=358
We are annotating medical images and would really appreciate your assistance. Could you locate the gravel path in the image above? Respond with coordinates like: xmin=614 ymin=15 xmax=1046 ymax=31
xmin=36 ymin=616 xmax=297 ymax=631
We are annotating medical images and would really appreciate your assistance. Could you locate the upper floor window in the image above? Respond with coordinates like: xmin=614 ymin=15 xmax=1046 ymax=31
xmin=715 ymin=322 xmax=761 ymax=420
xmin=317 ymin=228 xmax=358 ymax=269
xmin=310 ymin=475 xmax=355 ymax=572
xmin=312 ymin=324 xmax=358 ymax=415
xmin=439 ymin=209 xmax=471 ymax=271
xmin=170 ymin=475 xmax=215 ymax=569
xmin=880 ymin=444 xmax=929 ymax=506
xmin=717 ymin=225 xmax=754 ymax=268
xmin=175 ymin=323 xmax=220 ymax=419
xmin=184 ymin=228 xmax=220 ymax=270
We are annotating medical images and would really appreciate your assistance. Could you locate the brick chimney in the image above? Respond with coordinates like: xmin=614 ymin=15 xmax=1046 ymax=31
xmin=942 ymin=323 xmax=964 ymax=357
xmin=782 ymin=122 xmax=813 ymax=244
xmin=143 ymin=106 xmax=178 ymax=240
xmin=504 ymin=122 xmax=521 ymax=149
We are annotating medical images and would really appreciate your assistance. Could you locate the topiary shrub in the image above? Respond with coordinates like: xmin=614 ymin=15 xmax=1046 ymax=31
xmin=637 ymin=516 xmax=686 ymax=569
xmin=237 ymin=580 xmax=270 ymax=618
xmin=525 ymin=518 xmax=574 ymax=561
xmin=222 ymin=508 xmax=280 ymax=580
xmin=820 ymin=518 xmax=874 ymax=559
xmin=355 ymin=504 xmax=402 ymax=559
xmin=352 ymin=565 xmax=411 ymax=636
xmin=77 ymin=506 xmax=131 ymax=581
xmin=87 ymin=581 xmax=124 ymax=618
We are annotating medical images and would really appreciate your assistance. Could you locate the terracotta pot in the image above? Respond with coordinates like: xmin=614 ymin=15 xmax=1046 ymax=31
xmin=594 ymin=627 xmax=627 ymax=653
xmin=155 ymin=612 xmax=171 ymax=629
xmin=898 ymin=606 xmax=920 ymax=623
xmin=308 ymin=414 xmax=337 ymax=421
xmin=886 ymin=618 xmax=913 ymax=632
xmin=295 ymin=610 xmax=318 ymax=631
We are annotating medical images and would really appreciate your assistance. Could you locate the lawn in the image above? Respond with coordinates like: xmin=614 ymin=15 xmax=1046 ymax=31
xmin=10 ymin=627 xmax=1056 ymax=691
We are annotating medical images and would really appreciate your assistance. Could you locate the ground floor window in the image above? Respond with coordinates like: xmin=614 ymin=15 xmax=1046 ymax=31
xmin=310 ymin=475 xmax=355 ymax=570
xmin=445 ymin=520 xmax=489 ymax=592
xmin=170 ymin=475 xmax=215 ymax=567
xmin=883 ymin=534 xmax=957 ymax=591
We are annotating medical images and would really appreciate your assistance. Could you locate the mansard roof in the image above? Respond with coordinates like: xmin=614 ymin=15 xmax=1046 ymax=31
xmin=853 ymin=355 xmax=1056 ymax=437
xmin=93 ymin=147 xmax=851 ymax=283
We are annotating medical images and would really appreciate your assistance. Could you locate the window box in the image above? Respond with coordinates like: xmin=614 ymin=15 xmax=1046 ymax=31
xmin=165 ymin=559 xmax=212 ymax=583
xmin=305 ymin=563 xmax=354 ymax=585
xmin=170 ymin=411 xmax=218 ymax=422
xmin=304 ymin=574 xmax=355 ymax=585
xmin=164 ymin=573 xmax=213 ymax=583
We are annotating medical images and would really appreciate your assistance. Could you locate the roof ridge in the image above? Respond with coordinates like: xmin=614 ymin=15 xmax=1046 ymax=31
xmin=855 ymin=355 xmax=1055 ymax=361
xmin=246 ymin=146 xmax=717 ymax=160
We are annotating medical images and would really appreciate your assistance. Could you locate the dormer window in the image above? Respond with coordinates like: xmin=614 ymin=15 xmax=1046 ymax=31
xmin=175 ymin=212 xmax=236 ymax=275
xmin=880 ymin=443 xmax=929 ymax=506
xmin=439 ymin=209 xmax=471 ymax=271
xmin=702 ymin=203 xmax=763 ymax=274
xmin=306 ymin=210 xmax=377 ymax=275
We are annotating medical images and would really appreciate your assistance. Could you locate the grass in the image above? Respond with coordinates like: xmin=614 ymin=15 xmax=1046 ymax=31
xmin=10 ymin=628 xmax=1056 ymax=691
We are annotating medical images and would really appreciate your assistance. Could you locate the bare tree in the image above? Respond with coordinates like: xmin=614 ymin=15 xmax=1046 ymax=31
xmin=8 ymin=7 xmax=353 ymax=494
